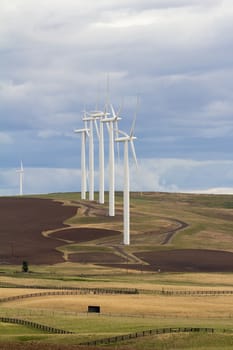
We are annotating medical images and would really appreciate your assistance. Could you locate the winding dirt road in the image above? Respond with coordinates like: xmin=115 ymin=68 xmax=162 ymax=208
xmin=0 ymin=197 xmax=232 ymax=272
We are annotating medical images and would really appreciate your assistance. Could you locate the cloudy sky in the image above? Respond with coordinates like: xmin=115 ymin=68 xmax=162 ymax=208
xmin=1 ymin=0 xmax=233 ymax=195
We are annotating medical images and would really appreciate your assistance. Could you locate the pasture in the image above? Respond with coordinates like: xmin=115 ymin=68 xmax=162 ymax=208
xmin=0 ymin=192 xmax=233 ymax=349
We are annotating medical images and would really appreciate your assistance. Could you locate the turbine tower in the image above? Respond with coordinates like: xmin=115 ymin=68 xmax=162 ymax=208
xmin=88 ymin=109 xmax=109 ymax=204
xmin=82 ymin=113 xmax=96 ymax=201
xmin=16 ymin=161 xmax=24 ymax=196
xmin=115 ymin=124 xmax=138 ymax=245
xmin=101 ymin=104 xmax=121 ymax=216
xmin=74 ymin=124 xmax=89 ymax=200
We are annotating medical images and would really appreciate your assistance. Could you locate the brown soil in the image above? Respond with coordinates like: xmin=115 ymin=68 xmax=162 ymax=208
xmin=0 ymin=197 xmax=77 ymax=265
xmin=96 ymin=248 xmax=233 ymax=272
xmin=70 ymin=252 xmax=126 ymax=263
xmin=0 ymin=197 xmax=232 ymax=272
xmin=53 ymin=227 xmax=120 ymax=243
xmin=134 ymin=249 xmax=233 ymax=272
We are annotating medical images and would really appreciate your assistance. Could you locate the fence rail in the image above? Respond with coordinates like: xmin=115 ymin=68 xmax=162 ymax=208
xmin=0 ymin=287 xmax=233 ymax=305
xmin=80 ymin=327 xmax=215 ymax=346
xmin=147 ymin=289 xmax=233 ymax=296
xmin=0 ymin=317 xmax=74 ymax=334
xmin=0 ymin=288 xmax=139 ymax=304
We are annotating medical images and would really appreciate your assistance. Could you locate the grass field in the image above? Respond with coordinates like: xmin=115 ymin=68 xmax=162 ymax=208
xmin=37 ymin=191 xmax=233 ymax=254
xmin=0 ymin=191 xmax=233 ymax=349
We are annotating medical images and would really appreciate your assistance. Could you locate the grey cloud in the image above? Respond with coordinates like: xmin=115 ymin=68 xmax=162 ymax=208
xmin=1 ymin=0 xmax=233 ymax=193
xmin=0 ymin=132 xmax=14 ymax=144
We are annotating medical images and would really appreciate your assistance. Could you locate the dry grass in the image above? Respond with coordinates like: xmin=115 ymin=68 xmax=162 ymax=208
xmin=54 ymin=192 xmax=233 ymax=254
xmin=0 ymin=270 xmax=233 ymax=291
xmin=2 ymin=294 xmax=233 ymax=319
xmin=0 ymin=289 xmax=47 ymax=298
xmin=0 ymin=192 xmax=233 ymax=349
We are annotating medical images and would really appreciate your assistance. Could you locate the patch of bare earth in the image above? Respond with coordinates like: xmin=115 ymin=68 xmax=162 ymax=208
xmin=1 ymin=197 xmax=233 ymax=272
xmin=70 ymin=252 xmax=126 ymax=263
xmin=0 ymin=198 xmax=77 ymax=265
xmin=52 ymin=227 xmax=120 ymax=243
xmin=134 ymin=249 xmax=233 ymax=272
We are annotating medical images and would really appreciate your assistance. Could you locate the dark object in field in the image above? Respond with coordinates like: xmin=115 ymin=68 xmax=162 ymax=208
xmin=88 ymin=305 xmax=100 ymax=313
xmin=22 ymin=260 xmax=28 ymax=272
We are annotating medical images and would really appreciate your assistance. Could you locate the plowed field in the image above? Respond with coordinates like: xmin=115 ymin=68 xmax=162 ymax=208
xmin=0 ymin=197 xmax=233 ymax=272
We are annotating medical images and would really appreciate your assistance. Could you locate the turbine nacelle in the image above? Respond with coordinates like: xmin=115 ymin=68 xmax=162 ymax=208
xmin=16 ymin=161 xmax=24 ymax=174
xmin=74 ymin=128 xmax=89 ymax=134
xmin=115 ymin=135 xmax=136 ymax=142
xmin=101 ymin=116 xmax=121 ymax=123
xmin=82 ymin=116 xmax=96 ymax=122
xmin=101 ymin=103 xmax=122 ymax=123
xmin=88 ymin=111 xmax=110 ymax=118
xmin=115 ymin=128 xmax=138 ymax=169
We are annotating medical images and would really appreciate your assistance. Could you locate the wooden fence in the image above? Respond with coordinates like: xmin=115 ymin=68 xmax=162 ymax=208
xmin=0 ymin=317 xmax=73 ymax=334
xmin=80 ymin=327 xmax=215 ymax=346
xmin=0 ymin=288 xmax=138 ymax=304
xmin=1 ymin=288 xmax=233 ymax=305
xmin=150 ymin=289 xmax=233 ymax=296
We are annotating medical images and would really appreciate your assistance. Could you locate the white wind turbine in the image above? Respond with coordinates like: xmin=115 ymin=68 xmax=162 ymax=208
xmin=16 ymin=161 xmax=24 ymax=196
xmin=101 ymin=104 xmax=121 ymax=216
xmin=115 ymin=119 xmax=138 ymax=245
xmin=74 ymin=118 xmax=89 ymax=200
xmin=88 ymin=108 xmax=110 ymax=204
xmin=81 ymin=114 xmax=94 ymax=201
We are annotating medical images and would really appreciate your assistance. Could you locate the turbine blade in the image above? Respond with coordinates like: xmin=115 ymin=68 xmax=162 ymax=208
xmin=105 ymin=73 xmax=110 ymax=110
xmin=94 ymin=119 xmax=100 ymax=140
xmin=112 ymin=101 xmax=124 ymax=119
xmin=104 ymin=103 xmax=108 ymax=114
xmin=117 ymin=98 xmax=124 ymax=117
xmin=130 ymin=116 xmax=136 ymax=137
xmin=130 ymin=140 xmax=138 ymax=168
xmin=115 ymin=120 xmax=120 ymax=162
xmin=117 ymin=129 xmax=129 ymax=138
xmin=130 ymin=96 xmax=140 ymax=137
xmin=110 ymin=104 xmax=116 ymax=118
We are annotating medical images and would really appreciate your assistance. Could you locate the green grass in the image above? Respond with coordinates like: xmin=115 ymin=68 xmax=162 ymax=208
xmin=1 ymin=191 xmax=233 ymax=349
xmin=0 ymin=316 xmax=233 ymax=350
xmin=27 ymin=191 xmax=233 ymax=254
xmin=0 ymin=323 xmax=42 ymax=335
xmin=115 ymin=332 xmax=233 ymax=350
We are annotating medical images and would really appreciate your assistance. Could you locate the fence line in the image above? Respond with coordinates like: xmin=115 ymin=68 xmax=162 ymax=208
xmin=0 ymin=288 xmax=139 ymax=304
xmin=1 ymin=318 xmax=230 ymax=344
xmin=0 ymin=288 xmax=233 ymax=304
xmin=1 ymin=308 xmax=232 ymax=321
xmin=0 ymin=317 xmax=74 ymax=334
xmin=80 ymin=327 xmax=215 ymax=346
xmin=158 ymin=289 xmax=233 ymax=296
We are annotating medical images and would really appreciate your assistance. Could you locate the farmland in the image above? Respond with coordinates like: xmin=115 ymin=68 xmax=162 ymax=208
xmin=0 ymin=192 xmax=232 ymax=349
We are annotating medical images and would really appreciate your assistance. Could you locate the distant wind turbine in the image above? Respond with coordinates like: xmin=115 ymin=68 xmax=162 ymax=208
xmin=82 ymin=113 xmax=96 ymax=201
xmin=74 ymin=123 xmax=89 ymax=200
xmin=115 ymin=119 xmax=138 ymax=245
xmin=16 ymin=161 xmax=24 ymax=196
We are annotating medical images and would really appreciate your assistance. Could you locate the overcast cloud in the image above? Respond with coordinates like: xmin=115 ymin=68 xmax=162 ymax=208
xmin=1 ymin=0 xmax=233 ymax=195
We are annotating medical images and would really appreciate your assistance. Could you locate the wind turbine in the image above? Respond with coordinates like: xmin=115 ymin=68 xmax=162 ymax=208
xmin=88 ymin=109 xmax=110 ymax=204
xmin=101 ymin=104 xmax=121 ymax=216
xmin=115 ymin=120 xmax=138 ymax=245
xmin=82 ymin=111 xmax=98 ymax=201
xmin=16 ymin=161 xmax=24 ymax=196
xmin=74 ymin=121 xmax=89 ymax=200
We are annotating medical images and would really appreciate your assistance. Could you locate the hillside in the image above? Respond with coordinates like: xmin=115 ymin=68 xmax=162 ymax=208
xmin=0 ymin=192 xmax=233 ymax=272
